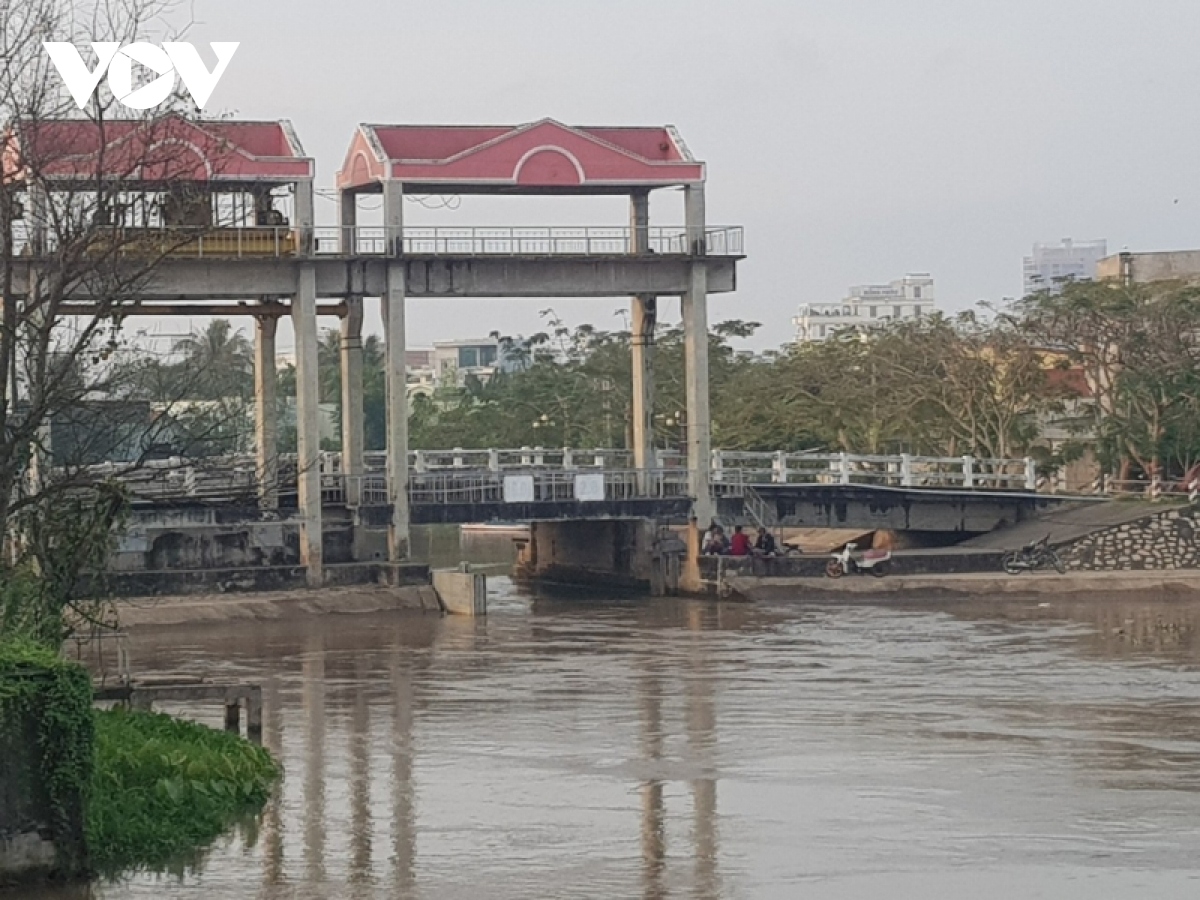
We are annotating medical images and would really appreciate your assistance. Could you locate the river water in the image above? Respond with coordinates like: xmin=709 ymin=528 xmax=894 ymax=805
xmin=27 ymin=540 xmax=1200 ymax=899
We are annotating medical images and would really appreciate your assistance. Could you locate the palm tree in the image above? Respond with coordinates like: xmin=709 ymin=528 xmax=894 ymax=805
xmin=172 ymin=319 xmax=254 ymax=400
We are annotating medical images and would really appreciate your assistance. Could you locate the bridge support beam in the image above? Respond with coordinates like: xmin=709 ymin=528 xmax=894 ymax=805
xmin=293 ymin=264 xmax=323 ymax=584
xmin=340 ymin=296 xmax=365 ymax=508
xmin=253 ymin=313 xmax=279 ymax=510
xmin=383 ymin=180 xmax=410 ymax=562
xmin=683 ymin=183 xmax=714 ymax=526
xmin=630 ymin=190 xmax=656 ymax=490
xmin=384 ymin=268 xmax=410 ymax=561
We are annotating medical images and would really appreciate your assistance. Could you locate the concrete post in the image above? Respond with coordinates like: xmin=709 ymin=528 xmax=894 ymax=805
xmin=683 ymin=183 xmax=713 ymax=526
xmin=839 ymin=452 xmax=851 ymax=485
xmin=294 ymin=178 xmax=314 ymax=255
xmin=340 ymin=296 xmax=365 ymax=507
xmin=383 ymin=181 xmax=404 ymax=257
xmin=900 ymin=453 xmax=914 ymax=488
xmin=773 ymin=450 xmax=788 ymax=484
xmin=339 ymin=189 xmax=357 ymax=254
xmin=383 ymin=262 xmax=410 ymax=561
xmin=630 ymin=191 xmax=656 ymax=493
xmin=1025 ymin=458 xmax=1038 ymax=492
xmin=962 ymin=455 xmax=976 ymax=489
xmin=293 ymin=264 xmax=323 ymax=584
xmin=254 ymin=314 xmax=279 ymax=509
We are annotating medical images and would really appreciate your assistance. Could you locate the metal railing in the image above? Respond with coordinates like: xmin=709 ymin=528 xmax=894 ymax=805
xmin=311 ymin=225 xmax=744 ymax=257
xmin=707 ymin=450 xmax=1036 ymax=491
xmin=63 ymin=448 xmax=1038 ymax=504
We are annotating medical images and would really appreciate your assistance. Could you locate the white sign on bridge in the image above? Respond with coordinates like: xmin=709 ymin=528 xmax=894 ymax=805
xmin=574 ymin=473 xmax=606 ymax=502
xmin=502 ymin=475 xmax=535 ymax=503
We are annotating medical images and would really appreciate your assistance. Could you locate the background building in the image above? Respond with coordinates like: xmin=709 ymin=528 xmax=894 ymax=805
xmin=431 ymin=338 xmax=518 ymax=387
xmin=793 ymin=274 xmax=935 ymax=344
xmin=1023 ymin=239 xmax=1107 ymax=295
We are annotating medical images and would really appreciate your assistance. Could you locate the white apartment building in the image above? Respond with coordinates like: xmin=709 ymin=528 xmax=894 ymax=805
xmin=793 ymin=274 xmax=936 ymax=344
xmin=431 ymin=338 xmax=516 ymax=386
xmin=1022 ymin=239 xmax=1107 ymax=296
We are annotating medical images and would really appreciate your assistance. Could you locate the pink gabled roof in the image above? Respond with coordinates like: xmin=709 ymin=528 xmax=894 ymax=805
xmin=336 ymin=118 xmax=704 ymax=193
xmin=6 ymin=115 xmax=313 ymax=183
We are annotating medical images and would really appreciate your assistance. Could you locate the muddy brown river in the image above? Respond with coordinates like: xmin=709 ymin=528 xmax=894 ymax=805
xmin=28 ymin=573 xmax=1200 ymax=899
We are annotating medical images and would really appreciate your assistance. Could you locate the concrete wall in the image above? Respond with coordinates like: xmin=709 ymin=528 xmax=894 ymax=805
xmin=112 ymin=507 xmax=376 ymax=574
xmin=1097 ymin=251 xmax=1200 ymax=284
xmin=742 ymin=485 xmax=1063 ymax=535
xmin=1060 ymin=506 xmax=1200 ymax=571
xmin=432 ymin=569 xmax=486 ymax=616
xmin=0 ymin=712 xmax=58 ymax=885
xmin=515 ymin=518 xmax=674 ymax=594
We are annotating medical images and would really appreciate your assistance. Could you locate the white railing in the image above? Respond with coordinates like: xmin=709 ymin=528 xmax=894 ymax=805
xmin=707 ymin=450 xmax=1036 ymax=491
xmin=311 ymin=225 xmax=744 ymax=257
xmin=62 ymin=448 xmax=1038 ymax=503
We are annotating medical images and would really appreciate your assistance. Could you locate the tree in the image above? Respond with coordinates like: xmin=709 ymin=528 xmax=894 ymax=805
xmin=1017 ymin=280 xmax=1200 ymax=479
xmin=1 ymin=0 xmax=218 ymax=643
xmin=172 ymin=319 xmax=253 ymax=400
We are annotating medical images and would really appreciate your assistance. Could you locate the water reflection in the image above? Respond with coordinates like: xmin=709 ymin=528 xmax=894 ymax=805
xmin=390 ymin=651 xmax=416 ymax=896
xmin=301 ymin=635 xmax=325 ymax=884
xmin=638 ymin=662 xmax=665 ymax=900
xmin=48 ymin=573 xmax=1200 ymax=900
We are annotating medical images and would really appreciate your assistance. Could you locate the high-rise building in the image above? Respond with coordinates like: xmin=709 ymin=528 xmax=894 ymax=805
xmin=793 ymin=274 xmax=935 ymax=344
xmin=1022 ymin=239 xmax=1107 ymax=296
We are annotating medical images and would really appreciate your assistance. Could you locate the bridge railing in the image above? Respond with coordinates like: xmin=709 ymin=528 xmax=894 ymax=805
xmin=310 ymin=225 xmax=745 ymax=257
xmin=61 ymin=449 xmax=1037 ymax=504
xmin=710 ymin=451 xmax=1036 ymax=491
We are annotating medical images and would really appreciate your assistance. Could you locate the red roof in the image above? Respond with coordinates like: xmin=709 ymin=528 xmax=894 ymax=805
xmin=5 ymin=115 xmax=312 ymax=183
xmin=337 ymin=118 xmax=704 ymax=193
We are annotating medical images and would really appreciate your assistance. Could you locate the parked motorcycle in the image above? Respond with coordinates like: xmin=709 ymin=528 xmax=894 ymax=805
xmin=825 ymin=542 xmax=892 ymax=578
xmin=1001 ymin=535 xmax=1066 ymax=575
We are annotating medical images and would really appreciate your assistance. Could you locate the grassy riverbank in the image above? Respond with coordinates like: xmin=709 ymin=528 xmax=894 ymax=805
xmin=88 ymin=707 xmax=279 ymax=873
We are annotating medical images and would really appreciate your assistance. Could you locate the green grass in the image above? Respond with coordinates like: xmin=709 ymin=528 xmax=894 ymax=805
xmin=87 ymin=707 xmax=279 ymax=873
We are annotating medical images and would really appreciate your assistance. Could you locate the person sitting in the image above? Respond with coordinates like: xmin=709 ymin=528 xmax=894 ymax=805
xmin=729 ymin=525 xmax=752 ymax=557
xmin=754 ymin=527 xmax=777 ymax=556
xmin=702 ymin=524 xmax=728 ymax=555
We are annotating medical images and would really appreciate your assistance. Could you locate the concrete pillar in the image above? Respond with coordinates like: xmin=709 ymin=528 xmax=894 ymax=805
xmin=383 ymin=180 xmax=404 ymax=257
xmin=294 ymin=178 xmax=314 ymax=255
xmin=630 ymin=191 xmax=656 ymax=490
xmin=340 ymin=296 xmax=365 ymax=507
xmin=293 ymin=264 xmax=323 ymax=584
xmin=384 ymin=262 xmax=410 ymax=561
xmin=683 ymin=183 xmax=713 ymax=526
xmin=340 ymin=189 xmax=357 ymax=254
xmin=254 ymin=314 xmax=279 ymax=509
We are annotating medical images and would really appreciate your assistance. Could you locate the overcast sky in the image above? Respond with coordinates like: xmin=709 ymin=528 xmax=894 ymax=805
xmin=153 ymin=0 xmax=1200 ymax=351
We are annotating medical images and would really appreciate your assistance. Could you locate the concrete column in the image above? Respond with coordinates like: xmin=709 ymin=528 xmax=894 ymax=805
xmin=294 ymin=178 xmax=314 ymax=255
xmin=254 ymin=314 xmax=279 ymax=509
xmin=340 ymin=296 xmax=365 ymax=507
xmin=293 ymin=265 xmax=323 ymax=584
xmin=384 ymin=262 xmax=410 ymax=561
xmin=629 ymin=191 xmax=656 ymax=490
xmin=383 ymin=180 xmax=404 ymax=257
xmin=683 ymin=183 xmax=713 ymax=526
xmin=340 ymin=189 xmax=357 ymax=254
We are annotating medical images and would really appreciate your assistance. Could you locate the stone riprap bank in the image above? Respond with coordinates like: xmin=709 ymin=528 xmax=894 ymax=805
xmin=1060 ymin=506 xmax=1200 ymax=571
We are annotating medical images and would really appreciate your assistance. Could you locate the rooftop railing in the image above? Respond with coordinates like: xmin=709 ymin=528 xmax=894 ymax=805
xmin=311 ymin=225 xmax=744 ymax=257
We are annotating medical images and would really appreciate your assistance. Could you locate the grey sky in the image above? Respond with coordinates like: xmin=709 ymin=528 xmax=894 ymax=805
xmin=170 ymin=0 xmax=1200 ymax=351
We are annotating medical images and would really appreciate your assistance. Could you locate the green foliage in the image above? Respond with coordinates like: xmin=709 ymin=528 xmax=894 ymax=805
xmin=1 ymin=481 xmax=127 ymax=646
xmin=1017 ymin=280 xmax=1200 ymax=478
xmin=87 ymin=707 xmax=280 ymax=874
xmin=409 ymin=313 xmax=762 ymax=451
xmin=0 ymin=641 xmax=95 ymax=877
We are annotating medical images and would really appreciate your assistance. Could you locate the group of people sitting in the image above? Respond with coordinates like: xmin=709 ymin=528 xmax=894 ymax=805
xmin=702 ymin=523 xmax=779 ymax=557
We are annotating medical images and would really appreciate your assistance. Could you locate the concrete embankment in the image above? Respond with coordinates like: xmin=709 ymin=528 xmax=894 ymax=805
xmin=117 ymin=584 xmax=442 ymax=629
xmin=728 ymin=570 xmax=1200 ymax=603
